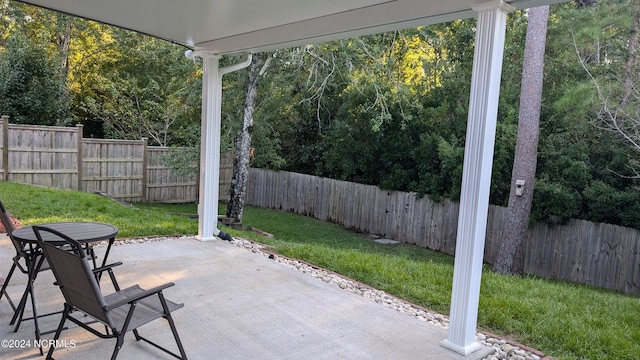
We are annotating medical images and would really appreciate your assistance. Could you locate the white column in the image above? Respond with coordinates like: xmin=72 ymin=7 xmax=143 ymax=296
xmin=195 ymin=53 xmax=252 ymax=241
xmin=197 ymin=54 xmax=223 ymax=241
xmin=441 ymin=0 xmax=514 ymax=356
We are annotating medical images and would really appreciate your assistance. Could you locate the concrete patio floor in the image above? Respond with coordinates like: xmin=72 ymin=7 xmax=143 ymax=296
xmin=0 ymin=234 xmax=495 ymax=360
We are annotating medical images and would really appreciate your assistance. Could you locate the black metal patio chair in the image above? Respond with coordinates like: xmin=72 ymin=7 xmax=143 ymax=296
xmin=33 ymin=225 xmax=187 ymax=360
xmin=0 ymin=200 xmax=60 ymax=347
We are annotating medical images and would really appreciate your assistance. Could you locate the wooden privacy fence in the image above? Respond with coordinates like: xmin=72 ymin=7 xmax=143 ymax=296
xmin=0 ymin=117 xmax=232 ymax=202
xmin=246 ymin=168 xmax=640 ymax=296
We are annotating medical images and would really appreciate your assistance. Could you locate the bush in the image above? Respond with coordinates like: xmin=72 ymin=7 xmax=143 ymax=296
xmin=583 ymin=180 xmax=640 ymax=227
xmin=531 ymin=180 xmax=581 ymax=223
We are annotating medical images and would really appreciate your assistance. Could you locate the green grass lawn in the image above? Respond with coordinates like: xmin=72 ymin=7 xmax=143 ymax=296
xmin=0 ymin=181 xmax=198 ymax=238
xmin=3 ymin=181 xmax=640 ymax=359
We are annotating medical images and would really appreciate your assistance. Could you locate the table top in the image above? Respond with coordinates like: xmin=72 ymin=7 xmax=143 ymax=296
xmin=12 ymin=222 xmax=118 ymax=244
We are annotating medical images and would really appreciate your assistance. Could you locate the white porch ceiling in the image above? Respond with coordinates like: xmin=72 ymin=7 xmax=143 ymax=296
xmin=17 ymin=0 xmax=565 ymax=55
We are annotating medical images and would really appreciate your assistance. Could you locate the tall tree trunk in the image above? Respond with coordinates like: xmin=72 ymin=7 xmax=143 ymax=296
xmin=227 ymin=54 xmax=268 ymax=222
xmin=494 ymin=6 xmax=550 ymax=276
xmin=57 ymin=14 xmax=72 ymax=122
xmin=57 ymin=14 xmax=72 ymax=77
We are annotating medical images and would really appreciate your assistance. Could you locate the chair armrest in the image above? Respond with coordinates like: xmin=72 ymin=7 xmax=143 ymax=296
xmin=93 ymin=262 xmax=123 ymax=291
xmin=104 ymin=282 xmax=175 ymax=311
xmin=92 ymin=262 xmax=123 ymax=275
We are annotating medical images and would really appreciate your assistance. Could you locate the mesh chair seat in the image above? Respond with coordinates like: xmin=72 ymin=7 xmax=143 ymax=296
xmin=104 ymin=285 xmax=184 ymax=331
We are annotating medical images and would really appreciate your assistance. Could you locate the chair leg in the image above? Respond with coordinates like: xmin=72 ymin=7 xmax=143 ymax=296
xmin=29 ymin=284 xmax=43 ymax=355
xmin=111 ymin=333 xmax=125 ymax=360
xmin=12 ymin=269 xmax=37 ymax=332
xmin=0 ymin=262 xmax=18 ymax=311
xmin=109 ymin=302 xmax=136 ymax=360
xmin=165 ymin=312 xmax=188 ymax=359
xmin=10 ymin=283 xmax=29 ymax=328
xmin=46 ymin=305 xmax=70 ymax=360
xmin=160 ymin=293 xmax=188 ymax=359
xmin=12 ymin=254 xmax=43 ymax=330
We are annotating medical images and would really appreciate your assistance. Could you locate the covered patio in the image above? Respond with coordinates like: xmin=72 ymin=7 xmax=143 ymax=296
xmin=0 ymin=234 xmax=502 ymax=359
xmin=11 ymin=0 xmax=567 ymax=356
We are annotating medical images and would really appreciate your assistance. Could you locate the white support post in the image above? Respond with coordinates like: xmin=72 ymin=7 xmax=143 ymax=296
xmin=197 ymin=54 xmax=223 ymax=241
xmin=441 ymin=0 xmax=514 ymax=356
xmin=195 ymin=52 xmax=252 ymax=241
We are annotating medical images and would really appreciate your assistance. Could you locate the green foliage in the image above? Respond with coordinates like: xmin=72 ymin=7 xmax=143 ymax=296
xmin=158 ymin=147 xmax=199 ymax=177
xmin=491 ymin=120 xmax=518 ymax=206
xmin=77 ymin=31 xmax=201 ymax=146
xmin=531 ymin=179 xmax=581 ymax=223
xmin=0 ymin=33 xmax=67 ymax=124
xmin=410 ymin=134 xmax=465 ymax=200
xmin=583 ymin=180 xmax=640 ymax=227
xmin=247 ymin=120 xmax=286 ymax=169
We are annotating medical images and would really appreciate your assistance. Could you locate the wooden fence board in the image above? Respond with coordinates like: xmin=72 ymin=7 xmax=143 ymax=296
xmin=627 ymin=230 xmax=640 ymax=293
xmin=415 ymin=196 xmax=427 ymax=246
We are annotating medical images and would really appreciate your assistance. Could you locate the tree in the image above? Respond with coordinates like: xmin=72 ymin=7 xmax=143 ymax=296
xmin=494 ymin=5 xmax=550 ymax=276
xmin=0 ymin=2 xmax=70 ymax=124
xmin=575 ymin=0 xmax=640 ymax=174
xmin=78 ymin=32 xmax=201 ymax=145
xmin=0 ymin=32 xmax=67 ymax=125
xmin=227 ymin=53 xmax=271 ymax=223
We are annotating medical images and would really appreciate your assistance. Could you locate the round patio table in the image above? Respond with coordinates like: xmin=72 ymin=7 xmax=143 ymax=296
xmin=12 ymin=222 xmax=118 ymax=246
xmin=9 ymin=222 xmax=118 ymax=352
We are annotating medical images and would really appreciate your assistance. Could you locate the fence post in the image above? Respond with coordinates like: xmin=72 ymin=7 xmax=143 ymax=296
xmin=2 ymin=115 xmax=8 ymax=181
xmin=76 ymin=124 xmax=84 ymax=191
xmin=141 ymin=138 xmax=148 ymax=202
